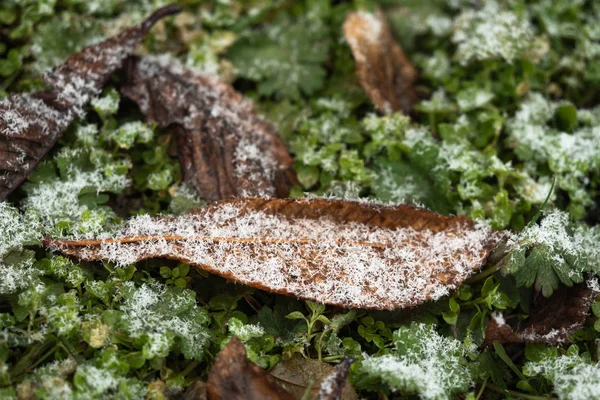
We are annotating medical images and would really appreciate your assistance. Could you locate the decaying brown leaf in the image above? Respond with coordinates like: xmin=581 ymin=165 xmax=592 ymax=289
xmin=317 ymin=357 xmax=355 ymax=400
xmin=0 ymin=5 xmax=179 ymax=199
xmin=207 ymin=337 xmax=294 ymax=400
xmin=343 ymin=9 xmax=418 ymax=114
xmin=45 ymin=197 xmax=503 ymax=310
xmin=270 ymin=357 xmax=357 ymax=400
xmin=484 ymin=280 xmax=598 ymax=346
xmin=120 ymin=55 xmax=297 ymax=202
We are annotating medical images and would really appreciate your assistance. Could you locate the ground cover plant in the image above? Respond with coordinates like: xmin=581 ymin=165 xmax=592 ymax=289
xmin=0 ymin=0 xmax=599 ymax=399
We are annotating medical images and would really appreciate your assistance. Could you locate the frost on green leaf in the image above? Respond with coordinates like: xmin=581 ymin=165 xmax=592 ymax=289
xmin=504 ymin=210 xmax=589 ymax=297
xmin=0 ymin=202 xmax=41 ymax=258
xmin=91 ymin=89 xmax=120 ymax=120
xmin=105 ymin=121 xmax=154 ymax=149
xmin=352 ymin=323 xmax=475 ymax=400
xmin=524 ymin=346 xmax=600 ymax=400
xmin=507 ymin=93 xmax=600 ymax=217
xmin=452 ymin=2 xmax=534 ymax=65
xmin=117 ymin=280 xmax=210 ymax=360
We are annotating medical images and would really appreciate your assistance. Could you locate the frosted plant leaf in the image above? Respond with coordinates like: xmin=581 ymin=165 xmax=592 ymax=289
xmin=46 ymin=197 xmax=504 ymax=310
xmin=524 ymin=352 xmax=600 ymax=400
xmin=354 ymin=323 xmax=474 ymax=400
xmin=0 ymin=202 xmax=41 ymax=258
xmin=120 ymin=54 xmax=297 ymax=202
xmin=22 ymin=148 xmax=130 ymax=236
xmin=343 ymin=10 xmax=418 ymax=114
xmin=116 ymin=280 xmax=210 ymax=360
xmin=0 ymin=4 xmax=179 ymax=199
xmin=452 ymin=2 xmax=534 ymax=65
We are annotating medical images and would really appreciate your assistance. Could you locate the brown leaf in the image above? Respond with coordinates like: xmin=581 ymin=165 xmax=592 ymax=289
xmin=270 ymin=357 xmax=357 ymax=400
xmin=120 ymin=55 xmax=297 ymax=202
xmin=317 ymin=357 xmax=355 ymax=400
xmin=207 ymin=337 xmax=294 ymax=400
xmin=45 ymin=198 xmax=503 ymax=310
xmin=484 ymin=280 xmax=598 ymax=346
xmin=0 ymin=5 xmax=179 ymax=199
xmin=343 ymin=9 xmax=418 ymax=114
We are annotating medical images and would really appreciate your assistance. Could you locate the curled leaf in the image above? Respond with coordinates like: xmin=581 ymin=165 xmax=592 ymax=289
xmin=207 ymin=337 xmax=294 ymax=400
xmin=484 ymin=280 xmax=598 ymax=345
xmin=0 ymin=5 xmax=180 ymax=199
xmin=120 ymin=55 xmax=297 ymax=201
xmin=343 ymin=9 xmax=418 ymax=114
xmin=45 ymin=198 xmax=502 ymax=310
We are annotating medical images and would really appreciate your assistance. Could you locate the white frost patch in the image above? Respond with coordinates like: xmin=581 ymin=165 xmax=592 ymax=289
xmin=61 ymin=199 xmax=500 ymax=309
xmin=359 ymin=323 xmax=473 ymax=400
xmin=525 ymin=354 xmax=600 ymax=400
xmin=453 ymin=3 xmax=534 ymax=64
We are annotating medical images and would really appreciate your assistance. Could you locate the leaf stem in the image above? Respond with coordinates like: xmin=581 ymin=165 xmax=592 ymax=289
xmin=525 ymin=176 xmax=556 ymax=230
xmin=485 ymin=382 xmax=557 ymax=400
xmin=465 ymin=264 xmax=500 ymax=284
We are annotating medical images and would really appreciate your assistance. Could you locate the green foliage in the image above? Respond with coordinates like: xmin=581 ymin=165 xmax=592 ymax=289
xmin=1 ymin=0 xmax=600 ymax=398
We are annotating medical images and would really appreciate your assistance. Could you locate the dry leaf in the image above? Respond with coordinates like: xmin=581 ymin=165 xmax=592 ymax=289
xmin=343 ymin=9 xmax=418 ymax=114
xmin=45 ymin=198 xmax=502 ymax=310
xmin=270 ymin=357 xmax=357 ymax=400
xmin=317 ymin=357 xmax=355 ymax=400
xmin=120 ymin=55 xmax=297 ymax=202
xmin=0 ymin=5 xmax=179 ymax=199
xmin=207 ymin=337 xmax=294 ymax=400
xmin=484 ymin=280 xmax=598 ymax=345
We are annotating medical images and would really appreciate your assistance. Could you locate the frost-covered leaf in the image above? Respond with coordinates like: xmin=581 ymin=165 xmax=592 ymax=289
xmin=524 ymin=346 xmax=600 ymax=400
xmin=0 ymin=4 xmax=179 ymax=199
xmin=46 ymin=197 xmax=503 ymax=310
xmin=207 ymin=337 xmax=294 ymax=400
xmin=504 ymin=210 xmax=590 ymax=297
xmin=120 ymin=55 xmax=297 ymax=202
xmin=351 ymin=323 xmax=475 ymax=400
xmin=484 ymin=280 xmax=598 ymax=345
xmin=343 ymin=10 xmax=418 ymax=114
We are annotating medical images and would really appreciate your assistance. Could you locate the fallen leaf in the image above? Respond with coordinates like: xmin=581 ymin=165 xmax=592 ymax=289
xmin=45 ymin=198 xmax=503 ymax=310
xmin=317 ymin=357 xmax=355 ymax=400
xmin=343 ymin=9 xmax=418 ymax=114
xmin=270 ymin=357 xmax=357 ymax=400
xmin=120 ymin=55 xmax=297 ymax=202
xmin=0 ymin=4 xmax=179 ymax=199
xmin=207 ymin=337 xmax=294 ymax=400
xmin=484 ymin=280 xmax=598 ymax=345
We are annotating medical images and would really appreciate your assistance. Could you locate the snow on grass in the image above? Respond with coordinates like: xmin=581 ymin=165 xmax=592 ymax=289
xmin=452 ymin=2 xmax=534 ymax=65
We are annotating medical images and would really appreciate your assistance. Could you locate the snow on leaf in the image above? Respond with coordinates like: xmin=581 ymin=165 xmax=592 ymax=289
xmin=0 ymin=4 xmax=180 ymax=199
xmin=503 ymin=210 xmax=589 ymax=297
xmin=45 ymin=197 xmax=503 ymax=310
xmin=352 ymin=323 xmax=475 ymax=400
xmin=207 ymin=337 xmax=294 ymax=400
xmin=343 ymin=9 xmax=418 ymax=115
xmin=484 ymin=280 xmax=598 ymax=345
xmin=120 ymin=54 xmax=297 ymax=202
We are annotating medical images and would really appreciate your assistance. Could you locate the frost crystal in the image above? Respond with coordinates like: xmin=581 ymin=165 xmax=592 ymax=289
xmin=452 ymin=3 xmax=534 ymax=64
